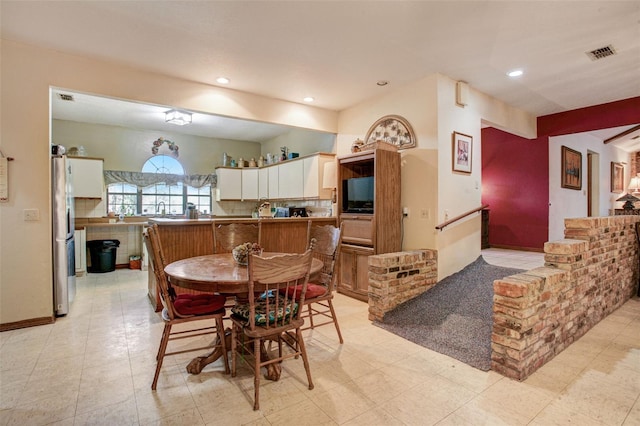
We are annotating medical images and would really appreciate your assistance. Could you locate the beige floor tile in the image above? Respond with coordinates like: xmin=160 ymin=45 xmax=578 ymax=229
xmin=623 ymin=397 xmax=640 ymax=425
xmin=73 ymin=398 xmax=138 ymax=426
xmin=6 ymin=390 xmax=78 ymax=426
xmin=265 ymin=398 xmax=336 ymax=425
xmin=453 ymin=397 xmax=531 ymax=425
xmin=140 ymin=406 xmax=205 ymax=426
xmin=135 ymin=385 xmax=197 ymax=424
xmin=529 ymin=399 xmax=609 ymax=426
xmin=310 ymin=380 xmax=376 ymax=424
xmin=341 ymin=407 xmax=405 ymax=426
xmin=76 ymin=375 xmax=135 ymax=415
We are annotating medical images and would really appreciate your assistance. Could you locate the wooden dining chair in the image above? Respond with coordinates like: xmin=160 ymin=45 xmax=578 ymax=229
xmin=230 ymin=250 xmax=314 ymax=410
xmin=282 ymin=223 xmax=344 ymax=343
xmin=145 ymin=224 xmax=229 ymax=390
xmin=213 ymin=222 xmax=262 ymax=253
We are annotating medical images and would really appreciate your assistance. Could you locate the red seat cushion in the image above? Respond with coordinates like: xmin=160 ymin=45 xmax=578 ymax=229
xmin=173 ymin=294 xmax=227 ymax=315
xmin=280 ymin=283 xmax=327 ymax=301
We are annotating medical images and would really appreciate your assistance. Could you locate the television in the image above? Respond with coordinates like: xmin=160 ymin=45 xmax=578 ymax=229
xmin=342 ymin=176 xmax=374 ymax=213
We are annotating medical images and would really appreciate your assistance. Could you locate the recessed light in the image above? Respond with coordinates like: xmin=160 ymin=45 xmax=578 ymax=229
xmin=303 ymin=97 xmax=314 ymax=103
xmin=507 ymin=70 xmax=523 ymax=77
xmin=216 ymin=77 xmax=230 ymax=84
xmin=377 ymin=80 xmax=389 ymax=86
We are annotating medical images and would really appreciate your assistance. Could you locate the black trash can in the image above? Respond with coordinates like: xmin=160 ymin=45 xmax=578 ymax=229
xmin=87 ymin=239 xmax=120 ymax=273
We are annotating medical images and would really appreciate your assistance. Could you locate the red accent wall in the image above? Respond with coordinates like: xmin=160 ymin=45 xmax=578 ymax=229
xmin=483 ymin=96 xmax=640 ymax=251
xmin=482 ymin=128 xmax=549 ymax=250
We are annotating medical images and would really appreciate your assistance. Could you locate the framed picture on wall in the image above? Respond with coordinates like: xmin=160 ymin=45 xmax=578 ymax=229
xmin=611 ymin=162 xmax=624 ymax=193
xmin=561 ymin=145 xmax=582 ymax=190
xmin=452 ymin=131 xmax=472 ymax=173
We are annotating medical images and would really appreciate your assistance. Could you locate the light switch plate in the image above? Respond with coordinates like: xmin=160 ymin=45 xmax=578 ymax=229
xmin=24 ymin=208 xmax=40 ymax=221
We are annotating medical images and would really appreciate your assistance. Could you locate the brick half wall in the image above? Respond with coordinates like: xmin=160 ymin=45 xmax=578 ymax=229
xmin=492 ymin=216 xmax=639 ymax=380
xmin=368 ymin=250 xmax=438 ymax=322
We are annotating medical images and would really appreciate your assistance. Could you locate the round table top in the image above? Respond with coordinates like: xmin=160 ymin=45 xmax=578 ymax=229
xmin=164 ymin=252 xmax=323 ymax=294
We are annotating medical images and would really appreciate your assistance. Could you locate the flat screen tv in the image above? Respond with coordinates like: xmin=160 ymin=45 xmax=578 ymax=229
xmin=342 ymin=176 xmax=374 ymax=213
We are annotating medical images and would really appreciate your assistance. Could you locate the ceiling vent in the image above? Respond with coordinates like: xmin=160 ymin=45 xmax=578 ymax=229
xmin=57 ymin=93 xmax=75 ymax=102
xmin=586 ymin=45 xmax=616 ymax=61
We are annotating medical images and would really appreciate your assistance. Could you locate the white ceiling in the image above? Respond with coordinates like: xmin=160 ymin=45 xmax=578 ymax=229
xmin=2 ymin=1 xmax=639 ymax=146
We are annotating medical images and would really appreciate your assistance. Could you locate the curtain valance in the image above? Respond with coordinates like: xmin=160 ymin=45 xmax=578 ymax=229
xmin=103 ymin=170 xmax=217 ymax=189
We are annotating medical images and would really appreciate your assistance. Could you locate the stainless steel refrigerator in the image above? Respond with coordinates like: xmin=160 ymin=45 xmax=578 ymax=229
xmin=52 ymin=145 xmax=76 ymax=316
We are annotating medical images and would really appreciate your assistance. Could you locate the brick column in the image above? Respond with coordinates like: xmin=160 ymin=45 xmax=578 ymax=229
xmin=368 ymin=250 xmax=437 ymax=322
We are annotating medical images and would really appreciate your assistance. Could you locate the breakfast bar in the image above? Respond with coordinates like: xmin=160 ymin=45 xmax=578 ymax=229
xmin=146 ymin=216 xmax=337 ymax=310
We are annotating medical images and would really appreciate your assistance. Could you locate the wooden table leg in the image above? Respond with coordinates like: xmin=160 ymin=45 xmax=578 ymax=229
xmin=186 ymin=328 xmax=231 ymax=375
xmin=185 ymin=328 xmax=282 ymax=381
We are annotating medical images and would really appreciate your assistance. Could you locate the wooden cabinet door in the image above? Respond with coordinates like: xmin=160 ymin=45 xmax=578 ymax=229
xmin=338 ymin=243 xmax=373 ymax=301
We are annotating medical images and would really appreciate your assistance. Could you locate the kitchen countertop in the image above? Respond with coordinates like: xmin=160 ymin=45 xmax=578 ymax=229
xmin=149 ymin=216 xmax=335 ymax=226
xmin=75 ymin=216 xmax=335 ymax=229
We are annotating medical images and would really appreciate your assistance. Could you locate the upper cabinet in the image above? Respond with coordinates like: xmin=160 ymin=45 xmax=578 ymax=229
xmin=216 ymin=153 xmax=335 ymax=202
xmin=215 ymin=168 xmax=242 ymax=200
xmin=241 ymin=168 xmax=259 ymax=200
xmin=303 ymin=154 xmax=335 ymax=199
xmin=69 ymin=157 xmax=104 ymax=199
xmin=278 ymin=160 xmax=304 ymax=199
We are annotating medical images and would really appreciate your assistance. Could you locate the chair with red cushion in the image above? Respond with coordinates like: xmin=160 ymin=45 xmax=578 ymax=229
xmin=230 ymin=250 xmax=315 ymax=410
xmin=280 ymin=223 xmax=344 ymax=343
xmin=145 ymin=224 xmax=229 ymax=390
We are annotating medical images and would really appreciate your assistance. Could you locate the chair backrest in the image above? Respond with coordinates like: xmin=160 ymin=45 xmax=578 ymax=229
xmin=214 ymin=222 xmax=262 ymax=253
xmin=144 ymin=224 xmax=179 ymax=320
xmin=308 ymin=223 xmax=342 ymax=289
xmin=245 ymin=250 xmax=313 ymax=331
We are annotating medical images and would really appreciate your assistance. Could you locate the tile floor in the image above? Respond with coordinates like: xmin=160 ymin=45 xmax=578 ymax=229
xmin=1 ymin=250 xmax=639 ymax=425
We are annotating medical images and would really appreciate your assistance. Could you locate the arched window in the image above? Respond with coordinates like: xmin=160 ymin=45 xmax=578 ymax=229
xmin=106 ymin=155 xmax=212 ymax=216
xmin=141 ymin=155 xmax=185 ymax=215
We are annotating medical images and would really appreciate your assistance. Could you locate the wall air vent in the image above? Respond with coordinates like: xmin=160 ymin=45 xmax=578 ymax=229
xmin=586 ymin=45 xmax=616 ymax=61
xmin=57 ymin=93 xmax=74 ymax=101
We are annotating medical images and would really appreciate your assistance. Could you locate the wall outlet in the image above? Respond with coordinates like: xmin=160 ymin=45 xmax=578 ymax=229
xmin=24 ymin=208 xmax=40 ymax=221
xmin=420 ymin=208 xmax=429 ymax=219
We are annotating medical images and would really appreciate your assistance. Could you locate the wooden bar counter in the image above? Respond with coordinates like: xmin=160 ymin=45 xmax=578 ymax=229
xmin=146 ymin=216 xmax=337 ymax=310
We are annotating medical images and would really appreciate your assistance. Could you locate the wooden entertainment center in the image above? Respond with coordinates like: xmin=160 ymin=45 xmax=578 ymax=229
xmin=337 ymin=147 xmax=402 ymax=301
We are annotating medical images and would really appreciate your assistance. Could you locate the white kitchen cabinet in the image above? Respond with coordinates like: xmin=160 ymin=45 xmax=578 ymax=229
xmin=267 ymin=165 xmax=279 ymax=199
xmin=278 ymin=160 xmax=304 ymax=199
xmin=241 ymin=168 xmax=259 ymax=200
xmin=215 ymin=167 xmax=242 ymax=200
xmin=69 ymin=157 xmax=104 ymax=199
xmin=258 ymin=168 xmax=269 ymax=199
xmin=303 ymin=154 xmax=335 ymax=199
xmin=74 ymin=228 xmax=86 ymax=276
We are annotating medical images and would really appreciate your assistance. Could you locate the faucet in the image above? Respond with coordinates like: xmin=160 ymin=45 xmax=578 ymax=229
xmin=156 ymin=201 xmax=166 ymax=216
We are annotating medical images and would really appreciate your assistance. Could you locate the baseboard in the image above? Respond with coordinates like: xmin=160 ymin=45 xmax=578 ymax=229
xmin=0 ymin=316 xmax=55 ymax=332
xmin=487 ymin=244 xmax=544 ymax=253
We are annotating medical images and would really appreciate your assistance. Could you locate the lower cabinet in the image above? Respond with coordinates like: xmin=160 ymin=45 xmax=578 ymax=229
xmin=338 ymin=243 xmax=374 ymax=302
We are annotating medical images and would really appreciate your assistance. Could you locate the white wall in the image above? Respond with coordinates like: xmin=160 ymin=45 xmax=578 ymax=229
xmin=337 ymin=73 xmax=536 ymax=280
xmin=548 ymin=132 xmax=629 ymax=242
xmin=0 ymin=39 xmax=338 ymax=326
xmin=261 ymin=128 xmax=336 ymax=159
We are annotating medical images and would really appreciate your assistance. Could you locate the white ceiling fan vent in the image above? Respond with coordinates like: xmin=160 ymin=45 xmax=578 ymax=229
xmin=586 ymin=45 xmax=616 ymax=61
xmin=57 ymin=93 xmax=75 ymax=102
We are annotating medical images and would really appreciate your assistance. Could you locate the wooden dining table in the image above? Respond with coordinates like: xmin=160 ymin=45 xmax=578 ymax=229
xmin=164 ymin=252 xmax=323 ymax=378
